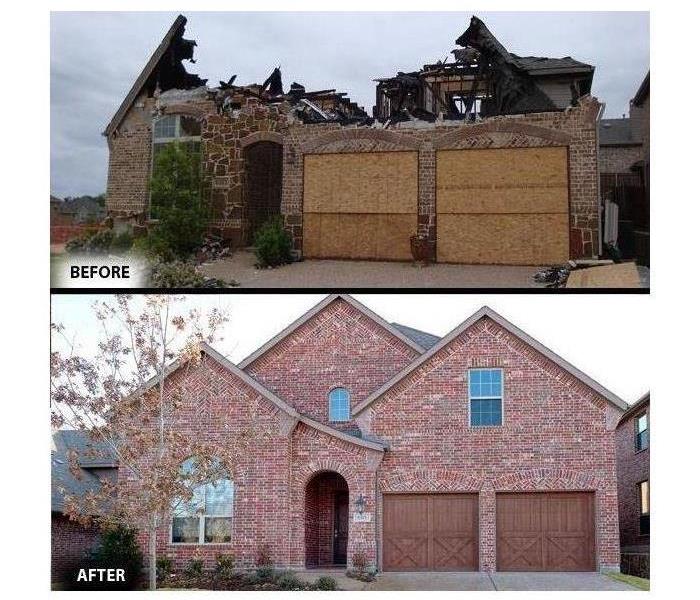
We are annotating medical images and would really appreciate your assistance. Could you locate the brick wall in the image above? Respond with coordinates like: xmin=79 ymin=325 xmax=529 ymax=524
xmin=615 ymin=400 xmax=650 ymax=550
xmin=106 ymin=92 xmax=603 ymax=260
xmin=244 ymin=297 xmax=419 ymax=428
xmin=51 ymin=514 xmax=102 ymax=584
xmin=599 ymin=145 xmax=644 ymax=174
xmin=359 ymin=315 xmax=622 ymax=572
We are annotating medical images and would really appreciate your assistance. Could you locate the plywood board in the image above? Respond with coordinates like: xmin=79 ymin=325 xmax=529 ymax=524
xmin=436 ymin=147 xmax=570 ymax=265
xmin=438 ymin=213 xmax=569 ymax=265
xmin=304 ymin=152 xmax=418 ymax=214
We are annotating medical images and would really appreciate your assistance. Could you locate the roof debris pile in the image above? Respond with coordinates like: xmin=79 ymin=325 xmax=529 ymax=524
xmin=375 ymin=15 xmax=594 ymax=124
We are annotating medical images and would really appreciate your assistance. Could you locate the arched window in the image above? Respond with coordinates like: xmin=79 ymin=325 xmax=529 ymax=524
xmin=171 ymin=457 xmax=234 ymax=544
xmin=151 ymin=114 xmax=202 ymax=218
xmin=328 ymin=388 xmax=350 ymax=422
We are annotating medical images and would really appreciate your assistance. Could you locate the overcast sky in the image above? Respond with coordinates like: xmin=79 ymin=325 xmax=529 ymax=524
xmin=51 ymin=294 xmax=650 ymax=404
xmin=51 ymin=11 xmax=649 ymax=198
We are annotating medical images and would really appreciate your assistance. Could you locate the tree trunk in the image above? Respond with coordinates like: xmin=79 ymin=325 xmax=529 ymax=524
xmin=149 ymin=516 xmax=157 ymax=591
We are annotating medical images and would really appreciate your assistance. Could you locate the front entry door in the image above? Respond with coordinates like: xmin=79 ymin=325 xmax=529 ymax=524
xmin=333 ymin=491 xmax=349 ymax=565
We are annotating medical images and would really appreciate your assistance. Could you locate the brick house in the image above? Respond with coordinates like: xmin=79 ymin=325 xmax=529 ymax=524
xmin=121 ymin=294 xmax=627 ymax=573
xmin=104 ymin=15 xmax=605 ymax=265
xmin=615 ymin=392 xmax=650 ymax=578
xmin=51 ymin=429 xmax=117 ymax=585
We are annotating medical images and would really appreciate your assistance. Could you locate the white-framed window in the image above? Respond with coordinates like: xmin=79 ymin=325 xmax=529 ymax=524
xmin=171 ymin=457 xmax=233 ymax=544
xmin=328 ymin=387 xmax=350 ymax=422
xmin=468 ymin=368 xmax=503 ymax=427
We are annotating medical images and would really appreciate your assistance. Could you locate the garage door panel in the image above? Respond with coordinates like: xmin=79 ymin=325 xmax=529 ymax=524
xmin=383 ymin=494 xmax=478 ymax=572
xmin=438 ymin=214 xmax=569 ymax=265
xmin=436 ymin=147 xmax=570 ymax=265
xmin=496 ymin=493 xmax=594 ymax=572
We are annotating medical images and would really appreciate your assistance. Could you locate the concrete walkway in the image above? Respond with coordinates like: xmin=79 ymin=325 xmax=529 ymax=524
xmin=199 ymin=250 xmax=544 ymax=289
xmin=295 ymin=570 xmax=640 ymax=591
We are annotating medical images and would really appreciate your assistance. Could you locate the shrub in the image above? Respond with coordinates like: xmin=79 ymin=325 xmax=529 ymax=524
xmin=275 ymin=570 xmax=305 ymax=591
xmin=156 ymin=556 xmax=173 ymax=582
xmin=148 ymin=141 xmax=208 ymax=260
xmin=149 ymin=261 xmax=229 ymax=288
xmin=253 ymin=217 xmax=293 ymax=267
xmin=315 ymin=576 xmax=337 ymax=590
xmin=255 ymin=566 xmax=275 ymax=582
xmin=351 ymin=550 xmax=369 ymax=573
xmin=215 ymin=554 xmax=234 ymax=577
xmin=109 ymin=231 xmax=134 ymax=253
xmin=184 ymin=558 xmax=204 ymax=577
xmin=83 ymin=229 xmax=114 ymax=253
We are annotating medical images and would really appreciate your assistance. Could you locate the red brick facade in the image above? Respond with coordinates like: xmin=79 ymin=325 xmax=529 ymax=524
xmin=51 ymin=514 xmax=102 ymax=583
xmin=122 ymin=296 xmax=623 ymax=572
xmin=615 ymin=395 xmax=650 ymax=550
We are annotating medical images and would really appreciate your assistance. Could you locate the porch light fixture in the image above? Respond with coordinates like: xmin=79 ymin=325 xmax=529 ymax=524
xmin=354 ymin=494 xmax=367 ymax=514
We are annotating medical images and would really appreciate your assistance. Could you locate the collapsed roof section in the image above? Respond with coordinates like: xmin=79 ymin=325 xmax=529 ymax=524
xmin=104 ymin=15 xmax=369 ymax=136
xmin=375 ymin=15 xmax=594 ymax=124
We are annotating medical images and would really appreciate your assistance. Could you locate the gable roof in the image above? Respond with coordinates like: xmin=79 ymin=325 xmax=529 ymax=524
xmin=632 ymin=71 xmax=650 ymax=107
xmin=140 ymin=342 xmax=386 ymax=452
xmin=391 ymin=323 xmax=441 ymax=350
xmin=353 ymin=306 xmax=628 ymax=416
xmin=599 ymin=118 xmax=640 ymax=146
xmin=237 ymin=294 xmax=425 ymax=369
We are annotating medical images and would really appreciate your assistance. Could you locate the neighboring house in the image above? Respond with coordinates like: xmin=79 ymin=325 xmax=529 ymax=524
xmin=122 ymin=294 xmax=627 ymax=573
xmin=51 ymin=429 xmax=117 ymax=585
xmin=104 ymin=14 xmax=605 ymax=265
xmin=50 ymin=195 xmax=107 ymax=244
xmin=598 ymin=71 xmax=650 ymax=265
xmin=615 ymin=392 xmax=650 ymax=578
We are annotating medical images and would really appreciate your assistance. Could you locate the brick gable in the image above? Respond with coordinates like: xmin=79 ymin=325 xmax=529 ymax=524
xmin=244 ymin=297 xmax=420 ymax=427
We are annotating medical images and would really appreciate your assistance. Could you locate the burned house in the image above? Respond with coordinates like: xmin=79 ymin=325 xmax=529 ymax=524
xmin=105 ymin=14 xmax=605 ymax=265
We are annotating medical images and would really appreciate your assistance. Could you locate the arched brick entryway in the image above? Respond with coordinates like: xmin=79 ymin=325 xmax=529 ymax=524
xmin=304 ymin=471 xmax=349 ymax=568
xmin=242 ymin=140 xmax=283 ymax=244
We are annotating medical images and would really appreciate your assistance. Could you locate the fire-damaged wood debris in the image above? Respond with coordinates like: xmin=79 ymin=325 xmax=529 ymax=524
xmin=375 ymin=15 xmax=594 ymax=124
xmin=105 ymin=13 xmax=595 ymax=138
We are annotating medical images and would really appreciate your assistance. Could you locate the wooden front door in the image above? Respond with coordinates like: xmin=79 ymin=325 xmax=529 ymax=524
xmin=496 ymin=492 xmax=595 ymax=571
xmin=383 ymin=493 xmax=479 ymax=571
xmin=333 ymin=491 xmax=349 ymax=565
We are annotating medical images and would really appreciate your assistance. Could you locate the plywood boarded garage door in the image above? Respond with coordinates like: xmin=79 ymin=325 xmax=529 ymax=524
xmin=383 ymin=494 xmax=478 ymax=571
xmin=496 ymin=492 xmax=595 ymax=572
xmin=437 ymin=147 xmax=569 ymax=265
xmin=303 ymin=151 xmax=417 ymax=260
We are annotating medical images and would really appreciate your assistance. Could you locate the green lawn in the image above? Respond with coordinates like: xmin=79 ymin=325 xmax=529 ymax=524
xmin=606 ymin=572 xmax=650 ymax=590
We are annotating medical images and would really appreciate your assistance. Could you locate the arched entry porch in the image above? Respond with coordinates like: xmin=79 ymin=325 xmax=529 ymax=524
xmin=304 ymin=471 xmax=349 ymax=568
xmin=242 ymin=140 xmax=283 ymax=244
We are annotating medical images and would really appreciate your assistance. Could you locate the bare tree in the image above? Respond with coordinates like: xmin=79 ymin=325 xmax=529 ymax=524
xmin=51 ymin=295 xmax=270 ymax=590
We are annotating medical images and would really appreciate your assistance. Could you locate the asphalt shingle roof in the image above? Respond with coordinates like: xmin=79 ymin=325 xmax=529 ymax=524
xmin=51 ymin=430 xmax=117 ymax=514
xmin=599 ymin=118 xmax=640 ymax=146
xmin=391 ymin=323 xmax=441 ymax=350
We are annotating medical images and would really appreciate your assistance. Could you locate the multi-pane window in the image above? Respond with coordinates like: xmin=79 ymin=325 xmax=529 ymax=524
xmin=329 ymin=388 xmax=350 ymax=422
xmin=638 ymin=480 xmax=650 ymax=535
xmin=635 ymin=412 xmax=649 ymax=451
xmin=469 ymin=368 xmax=503 ymax=426
xmin=171 ymin=458 xmax=233 ymax=544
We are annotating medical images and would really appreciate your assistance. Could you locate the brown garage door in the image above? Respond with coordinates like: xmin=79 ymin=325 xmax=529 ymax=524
xmin=496 ymin=492 xmax=595 ymax=572
xmin=436 ymin=147 xmax=569 ymax=265
xmin=303 ymin=151 xmax=417 ymax=261
xmin=383 ymin=494 xmax=478 ymax=571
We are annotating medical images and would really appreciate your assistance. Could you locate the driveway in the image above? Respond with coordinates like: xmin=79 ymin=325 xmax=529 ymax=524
xmin=296 ymin=570 xmax=640 ymax=591
xmin=199 ymin=250 xmax=545 ymax=289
